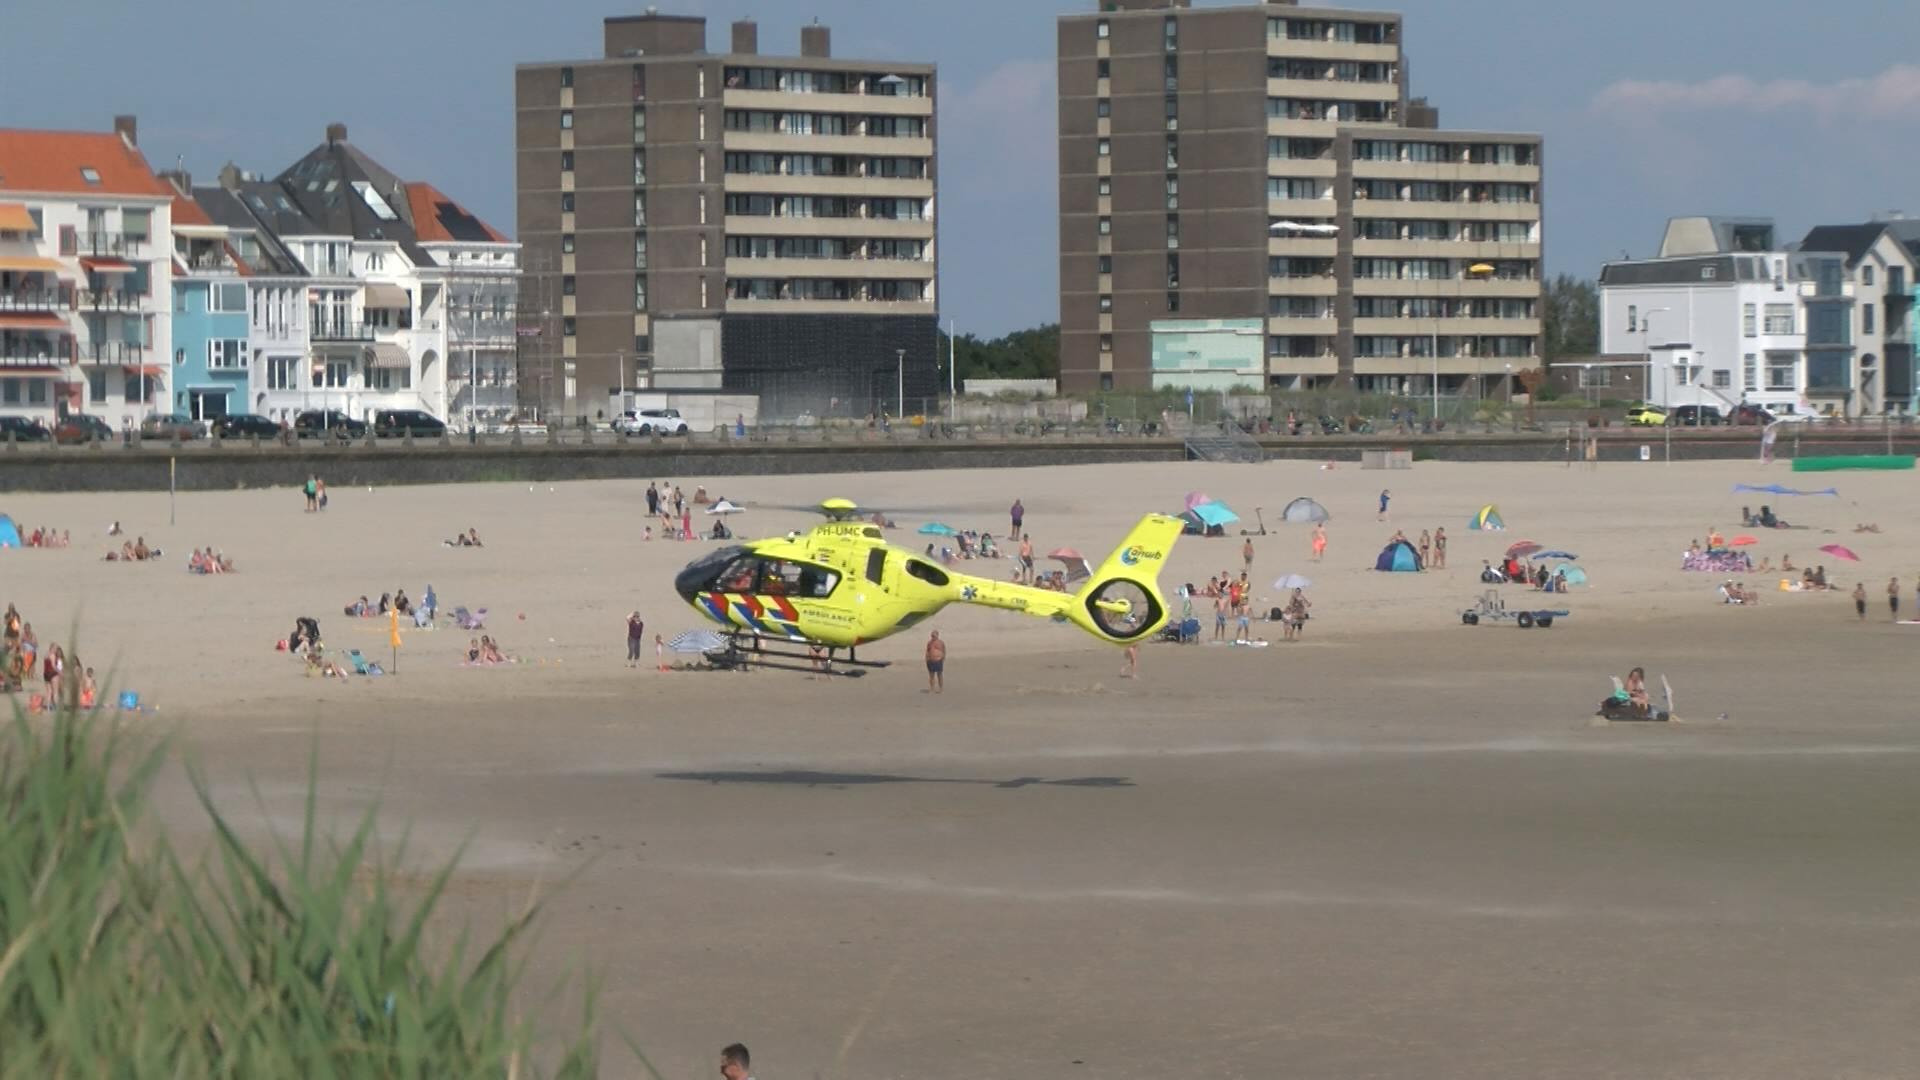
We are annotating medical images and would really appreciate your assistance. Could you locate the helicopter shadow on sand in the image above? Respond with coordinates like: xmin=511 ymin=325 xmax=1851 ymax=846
xmin=657 ymin=769 xmax=1134 ymax=789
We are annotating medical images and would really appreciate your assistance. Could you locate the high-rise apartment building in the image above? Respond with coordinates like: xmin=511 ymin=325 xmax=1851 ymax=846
xmin=516 ymin=13 xmax=939 ymax=419
xmin=1058 ymin=0 xmax=1543 ymax=395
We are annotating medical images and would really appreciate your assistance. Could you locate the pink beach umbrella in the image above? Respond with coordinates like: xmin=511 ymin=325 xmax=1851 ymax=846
xmin=1818 ymin=543 xmax=1860 ymax=562
xmin=1184 ymin=491 xmax=1212 ymax=511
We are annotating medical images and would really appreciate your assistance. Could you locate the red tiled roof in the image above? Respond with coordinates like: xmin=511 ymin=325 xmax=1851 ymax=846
xmin=0 ymin=129 xmax=173 ymax=198
xmin=171 ymin=192 xmax=213 ymax=227
xmin=405 ymin=182 xmax=508 ymax=244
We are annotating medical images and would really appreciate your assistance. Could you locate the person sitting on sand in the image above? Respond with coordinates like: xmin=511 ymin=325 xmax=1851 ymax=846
xmin=108 ymin=521 xmax=123 ymax=537
xmin=133 ymin=536 xmax=150 ymax=560
xmin=1854 ymin=522 xmax=1882 ymax=534
xmin=466 ymin=527 xmax=483 ymax=547
xmin=467 ymin=638 xmax=482 ymax=663
xmin=1687 ymin=539 xmax=1701 ymax=558
xmin=1782 ymin=553 xmax=1796 ymax=572
xmin=1814 ymin=565 xmax=1829 ymax=589
xmin=1625 ymin=666 xmax=1650 ymax=714
xmin=1707 ymin=527 xmax=1725 ymax=551
xmin=1756 ymin=556 xmax=1773 ymax=572
xmin=394 ymin=589 xmax=412 ymax=616
xmin=79 ymin=667 xmax=97 ymax=709
xmin=377 ymin=592 xmax=392 ymax=614
xmin=479 ymin=636 xmax=508 ymax=664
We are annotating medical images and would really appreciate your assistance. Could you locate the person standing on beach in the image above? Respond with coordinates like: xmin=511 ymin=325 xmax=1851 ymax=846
xmin=1242 ymin=537 xmax=1255 ymax=577
xmin=1311 ymin=522 xmax=1327 ymax=562
xmin=1853 ymin=582 xmax=1868 ymax=620
xmin=1120 ymin=642 xmax=1138 ymax=678
xmin=645 ymin=482 xmax=659 ymax=516
xmin=1377 ymin=489 xmax=1390 ymax=521
xmin=925 ymin=630 xmax=946 ymax=693
xmin=316 ymin=478 xmax=328 ymax=510
xmin=1213 ymin=590 xmax=1229 ymax=641
xmin=303 ymin=475 xmax=318 ymax=512
xmin=1432 ymin=526 xmax=1447 ymax=569
xmin=1417 ymin=529 xmax=1432 ymax=570
xmin=1889 ymin=577 xmax=1902 ymax=621
xmin=1010 ymin=498 xmax=1025 ymax=537
xmin=1019 ymin=534 xmax=1035 ymax=584
xmin=626 ymin=611 xmax=645 ymax=666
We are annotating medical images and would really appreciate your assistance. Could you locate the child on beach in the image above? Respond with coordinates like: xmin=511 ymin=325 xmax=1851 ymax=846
xmin=655 ymin=633 xmax=668 ymax=671
xmin=1311 ymin=523 xmax=1327 ymax=562
xmin=1853 ymin=583 xmax=1867 ymax=620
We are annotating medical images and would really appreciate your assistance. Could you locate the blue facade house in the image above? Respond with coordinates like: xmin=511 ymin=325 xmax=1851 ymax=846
xmin=168 ymin=194 xmax=249 ymax=420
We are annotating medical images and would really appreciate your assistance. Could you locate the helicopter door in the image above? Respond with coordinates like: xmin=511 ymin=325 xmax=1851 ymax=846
xmin=865 ymin=549 xmax=887 ymax=586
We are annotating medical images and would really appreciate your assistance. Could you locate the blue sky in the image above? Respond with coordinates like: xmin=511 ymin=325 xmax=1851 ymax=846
xmin=5 ymin=0 xmax=1917 ymax=335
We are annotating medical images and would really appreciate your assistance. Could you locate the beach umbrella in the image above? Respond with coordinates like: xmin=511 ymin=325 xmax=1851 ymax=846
xmin=1272 ymin=573 xmax=1313 ymax=590
xmin=1729 ymin=535 xmax=1758 ymax=546
xmin=704 ymin=499 xmax=745 ymax=515
xmin=1184 ymin=491 xmax=1212 ymax=510
xmin=1504 ymin=540 xmax=1542 ymax=558
xmin=667 ymin=629 xmax=729 ymax=654
xmin=1818 ymin=543 xmax=1860 ymax=562
xmin=1529 ymin=550 xmax=1579 ymax=561
xmin=917 ymin=522 xmax=959 ymax=536
xmin=1048 ymin=546 xmax=1084 ymax=561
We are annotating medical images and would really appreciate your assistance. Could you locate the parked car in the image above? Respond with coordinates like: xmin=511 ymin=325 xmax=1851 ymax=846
xmin=140 ymin=412 xmax=207 ymax=441
xmin=211 ymin=413 xmax=285 ymax=440
xmin=292 ymin=409 xmax=367 ymax=440
xmin=1624 ymin=404 xmax=1668 ymax=426
xmin=1668 ymin=404 xmax=1724 ymax=427
xmin=372 ymin=409 xmax=447 ymax=438
xmin=52 ymin=414 xmax=114 ymax=445
xmin=1729 ymin=403 xmax=1776 ymax=426
xmin=612 ymin=408 xmax=688 ymax=436
xmin=0 ymin=416 xmax=52 ymax=443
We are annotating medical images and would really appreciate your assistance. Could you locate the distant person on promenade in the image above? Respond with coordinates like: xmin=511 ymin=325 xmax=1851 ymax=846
xmin=1019 ymin=534 xmax=1034 ymax=584
xmin=925 ymin=630 xmax=946 ymax=693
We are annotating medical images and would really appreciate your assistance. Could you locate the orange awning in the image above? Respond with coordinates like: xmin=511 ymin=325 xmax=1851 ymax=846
xmin=0 ymin=203 xmax=34 ymax=232
xmin=0 ymin=255 xmax=64 ymax=273
xmin=0 ymin=364 xmax=63 ymax=376
xmin=122 ymin=364 xmax=164 ymax=376
xmin=80 ymin=257 xmax=134 ymax=274
xmin=0 ymin=312 xmax=67 ymax=331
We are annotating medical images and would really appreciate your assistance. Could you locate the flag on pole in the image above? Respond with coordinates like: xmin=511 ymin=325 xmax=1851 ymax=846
xmin=389 ymin=607 xmax=402 ymax=671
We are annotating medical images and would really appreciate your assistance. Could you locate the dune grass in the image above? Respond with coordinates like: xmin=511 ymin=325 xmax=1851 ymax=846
xmin=0 ymin=700 xmax=610 ymax=1077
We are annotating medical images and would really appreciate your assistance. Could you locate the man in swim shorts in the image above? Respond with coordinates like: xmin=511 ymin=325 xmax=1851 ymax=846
xmin=925 ymin=630 xmax=946 ymax=693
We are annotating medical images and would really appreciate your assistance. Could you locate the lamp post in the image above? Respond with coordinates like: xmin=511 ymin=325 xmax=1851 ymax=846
xmin=947 ymin=318 xmax=957 ymax=426
xmin=467 ymin=285 xmax=479 ymax=445
xmin=895 ymin=347 xmax=905 ymax=419
xmin=1430 ymin=323 xmax=1439 ymax=424
xmin=1504 ymin=361 xmax=1513 ymax=423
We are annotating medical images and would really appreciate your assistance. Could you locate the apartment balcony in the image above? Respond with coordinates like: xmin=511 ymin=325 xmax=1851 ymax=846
xmin=84 ymin=341 xmax=147 ymax=364
xmin=448 ymin=317 xmax=521 ymax=346
xmin=721 ymin=173 xmax=934 ymax=199
xmin=1264 ymin=39 xmax=1398 ymax=63
xmin=1351 ymin=160 xmax=1540 ymax=184
xmin=65 ymin=232 xmax=149 ymax=258
xmin=1265 ymin=316 xmax=1337 ymax=337
xmin=1352 ymin=239 xmax=1540 ymax=260
xmin=721 ymin=131 xmax=933 ymax=160
xmin=723 ymin=215 xmax=933 ymax=239
xmin=1266 ymin=78 xmax=1399 ymax=103
xmin=0 ymin=289 xmax=69 ymax=314
xmin=1354 ymin=317 xmax=1541 ymax=337
xmin=726 ymin=256 xmax=935 ymax=280
xmin=725 ymin=296 xmax=935 ymax=317
xmin=312 ymin=322 xmax=375 ymax=342
xmin=721 ymin=88 xmax=933 ymax=118
xmin=1352 ymin=200 xmax=1540 ymax=222
xmin=1266 ymin=275 xmax=1338 ymax=297
xmin=77 ymin=289 xmax=150 ymax=312
xmin=1353 ymin=277 xmax=1540 ymax=298
xmin=1267 ymin=236 xmax=1337 ymax=257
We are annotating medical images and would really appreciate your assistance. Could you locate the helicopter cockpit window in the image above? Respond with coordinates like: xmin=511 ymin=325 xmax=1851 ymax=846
xmin=716 ymin=555 xmax=761 ymax=592
xmin=758 ymin=559 xmax=838 ymax=598
xmin=904 ymin=559 xmax=950 ymax=587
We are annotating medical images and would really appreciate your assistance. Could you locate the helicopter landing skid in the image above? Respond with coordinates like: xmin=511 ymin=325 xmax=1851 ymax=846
xmin=705 ymin=635 xmax=891 ymax=678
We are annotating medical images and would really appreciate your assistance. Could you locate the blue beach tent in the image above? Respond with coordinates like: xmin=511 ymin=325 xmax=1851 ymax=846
xmin=1374 ymin=538 xmax=1421 ymax=572
xmin=0 ymin=515 xmax=20 ymax=548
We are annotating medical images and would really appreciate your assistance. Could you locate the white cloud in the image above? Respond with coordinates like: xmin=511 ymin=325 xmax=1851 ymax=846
xmin=1593 ymin=63 xmax=1920 ymax=119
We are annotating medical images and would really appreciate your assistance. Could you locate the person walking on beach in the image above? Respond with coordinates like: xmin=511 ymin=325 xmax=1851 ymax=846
xmin=1010 ymin=498 xmax=1025 ymax=537
xmin=1853 ymin=582 xmax=1868 ymax=620
xmin=1242 ymin=537 xmax=1255 ymax=577
xmin=303 ymin=475 xmax=318 ymax=512
xmin=645 ymin=481 xmax=659 ymax=516
xmin=924 ymin=630 xmax=946 ymax=693
xmin=1432 ymin=526 xmax=1447 ymax=569
xmin=1311 ymin=522 xmax=1327 ymax=562
xmin=720 ymin=1043 xmax=754 ymax=1080
xmin=1377 ymin=489 xmax=1390 ymax=521
xmin=1120 ymin=641 xmax=1139 ymax=678
xmin=316 ymin=478 xmax=328 ymax=510
xmin=626 ymin=611 xmax=645 ymax=666
xmin=1889 ymin=577 xmax=1902 ymax=621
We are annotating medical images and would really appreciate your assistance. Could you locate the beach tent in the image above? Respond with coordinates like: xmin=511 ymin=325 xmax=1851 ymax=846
xmin=1049 ymin=549 xmax=1092 ymax=583
xmin=917 ymin=522 xmax=958 ymax=536
xmin=1469 ymin=504 xmax=1506 ymax=530
xmin=1553 ymin=564 xmax=1589 ymax=586
xmin=0 ymin=515 xmax=18 ymax=548
xmin=1182 ymin=501 xmax=1240 ymax=535
xmin=1374 ymin=538 xmax=1421 ymax=572
xmin=1280 ymin=497 xmax=1330 ymax=524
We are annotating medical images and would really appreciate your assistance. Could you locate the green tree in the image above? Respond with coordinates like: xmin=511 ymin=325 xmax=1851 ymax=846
xmin=1541 ymin=274 xmax=1599 ymax=362
xmin=937 ymin=323 xmax=1060 ymax=384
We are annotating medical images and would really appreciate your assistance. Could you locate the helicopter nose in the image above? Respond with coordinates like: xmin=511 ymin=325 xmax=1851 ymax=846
xmin=674 ymin=561 xmax=708 ymax=605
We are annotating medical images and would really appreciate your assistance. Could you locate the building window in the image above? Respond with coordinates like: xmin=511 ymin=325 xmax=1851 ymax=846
xmin=1165 ymin=95 xmax=1178 ymax=131
xmin=562 ymin=275 xmax=576 ymax=296
xmin=1700 ymin=266 xmax=1716 ymax=280
xmin=207 ymin=339 xmax=244 ymax=369
xmin=562 ymin=234 xmax=575 ymax=254
xmin=1863 ymin=264 xmax=1875 ymax=287
xmin=560 ymin=110 xmax=573 ymax=129
xmin=1097 ymin=99 xmax=1110 ymax=118
xmin=1743 ymin=353 xmax=1759 ymax=392
xmin=561 ymin=150 xmax=574 ymax=172
xmin=1100 ymin=373 xmax=1114 ymax=390
xmin=1743 ymin=303 xmax=1756 ymax=337
xmin=563 ymin=317 xmax=576 ymax=337
xmin=1165 ymin=174 xmax=1178 ymax=210
xmin=1763 ymin=304 xmax=1794 ymax=334
xmin=1168 ymin=291 xmax=1180 ymax=312
xmin=560 ymin=66 xmax=573 ymax=88
xmin=1712 ymin=369 xmax=1731 ymax=388
xmin=634 ymin=149 xmax=647 ymax=184
xmin=635 ymin=335 xmax=651 ymax=354
xmin=634 ymin=232 xmax=648 ymax=270
xmin=1096 ymin=18 xmax=1109 ymax=38
xmin=1164 ymin=17 xmax=1178 ymax=44
xmin=633 ymin=107 xmax=647 ymax=140
xmin=1098 ymin=217 xmax=1111 ymax=236
xmin=1098 ymin=255 xmax=1112 ymax=275
xmin=1166 ymin=215 xmax=1179 ymax=249
xmin=1100 ymin=334 xmax=1112 ymax=352
xmin=1097 ymin=138 xmax=1110 ymax=157
xmin=267 ymin=357 xmax=296 ymax=390
xmin=1626 ymin=304 xmax=1637 ymax=332
xmin=561 ymin=193 xmax=574 ymax=213
xmin=1579 ymin=367 xmax=1612 ymax=389
xmin=1863 ymin=302 xmax=1875 ymax=334
xmin=635 ymin=277 xmax=648 ymax=311
xmin=1099 ymin=295 xmax=1112 ymax=313
xmin=1097 ymin=59 xmax=1110 ymax=79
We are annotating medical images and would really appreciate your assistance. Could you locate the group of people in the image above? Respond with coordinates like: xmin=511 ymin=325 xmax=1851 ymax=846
xmin=1851 ymin=577 xmax=1917 ymax=621
xmin=1385 ymin=527 xmax=1447 ymax=570
xmin=103 ymin=536 xmax=160 ymax=562
xmin=1718 ymin=580 xmax=1762 ymax=605
xmin=465 ymin=635 xmax=511 ymax=665
xmin=344 ymin=587 xmax=435 ymax=623
xmin=646 ymin=480 xmax=700 ymax=541
xmin=187 ymin=547 xmax=236 ymax=574
xmin=14 ymin=525 xmax=69 ymax=548
xmin=444 ymin=527 xmax=484 ymax=547
xmin=1481 ymin=558 xmax=1571 ymax=592
xmin=1739 ymin=505 xmax=1791 ymax=530
xmin=302 ymin=475 xmax=329 ymax=513
xmin=2 ymin=604 xmax=96 ymax=708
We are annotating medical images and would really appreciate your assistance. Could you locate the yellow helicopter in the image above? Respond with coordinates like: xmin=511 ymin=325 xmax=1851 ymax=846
xmin=673 ymin=498 xmax=1185 ymax=676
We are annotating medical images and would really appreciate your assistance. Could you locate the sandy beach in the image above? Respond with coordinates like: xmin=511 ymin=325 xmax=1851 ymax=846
xmin=4 ymin=457 xmax=1918 ymax=1078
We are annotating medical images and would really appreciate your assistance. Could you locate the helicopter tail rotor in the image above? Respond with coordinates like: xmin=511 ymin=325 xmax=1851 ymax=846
xmin=1064 ymin=513 xmax=1185 ymax=644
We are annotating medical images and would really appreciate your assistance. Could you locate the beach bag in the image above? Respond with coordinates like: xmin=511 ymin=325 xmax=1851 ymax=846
xmin=1269 ymin=607 xmax=1285 ymax=622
